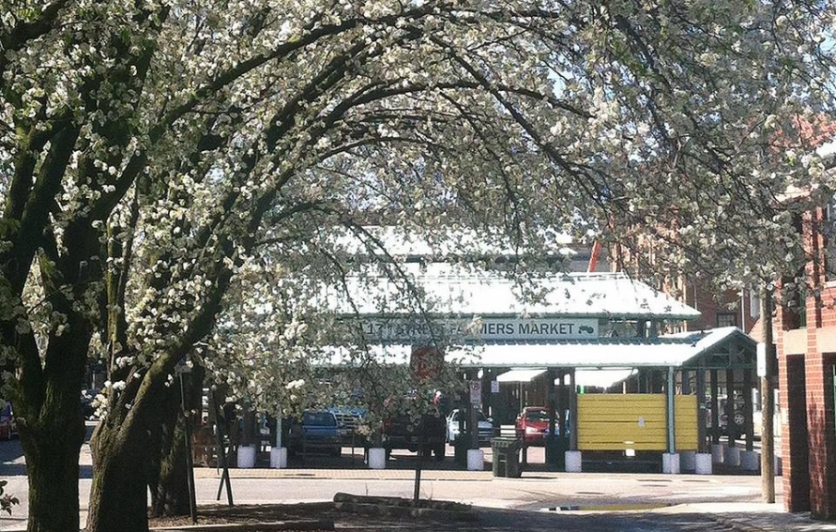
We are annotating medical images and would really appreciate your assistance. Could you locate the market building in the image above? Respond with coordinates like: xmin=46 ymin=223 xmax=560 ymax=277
xmin=322 ymin=236 xmax=759 ymax=473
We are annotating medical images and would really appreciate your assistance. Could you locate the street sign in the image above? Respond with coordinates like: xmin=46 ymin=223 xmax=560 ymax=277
xmin=757 ymin=343 xmax=766 ymax=377
xmin=410 ymin=346 xmax=443 ymax=379
xmin=469 ymin=380 xmax=482 ymax=406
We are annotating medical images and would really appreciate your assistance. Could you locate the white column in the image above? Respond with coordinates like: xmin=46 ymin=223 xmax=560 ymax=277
xmin=271 ymin=410 xmax=287 ymax=469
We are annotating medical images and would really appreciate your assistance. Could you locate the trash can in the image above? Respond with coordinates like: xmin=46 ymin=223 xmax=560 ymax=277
xmin=491 ymin=437 xmax=522 ymax=478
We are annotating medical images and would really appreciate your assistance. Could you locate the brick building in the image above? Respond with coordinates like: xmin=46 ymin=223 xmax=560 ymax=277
xmin=611 ymin=238 xmax=760 ymax=336
xmin=771 ymin=117 xmax=836 ymax=517
xmin=775 ymin=190 xmax=836 ymax=519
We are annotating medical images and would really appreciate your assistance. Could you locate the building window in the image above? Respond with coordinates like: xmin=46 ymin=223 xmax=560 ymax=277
xmin=825 ymin=195 xmax=836 ymax=282
xmin=716 ymin=313 xmax=737 ymax=328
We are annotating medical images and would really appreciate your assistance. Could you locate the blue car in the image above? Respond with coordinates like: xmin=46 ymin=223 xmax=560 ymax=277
xmin=289 ymin=411 xmax=344 ymax=457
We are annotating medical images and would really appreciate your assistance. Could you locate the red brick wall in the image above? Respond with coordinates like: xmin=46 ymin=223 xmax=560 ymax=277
xmin=775 ymin=207 xmax=836 ymax=518
xmin=682 ymin=285 xmax=759 ymax=334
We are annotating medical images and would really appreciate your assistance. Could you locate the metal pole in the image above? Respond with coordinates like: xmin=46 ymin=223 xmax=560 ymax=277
xmin=696 ymin=367 xmax=707 ymax=452
xmin=569 ymin=369 xmax=578 ymax=451
xmin=179 ymin=372 xmax=198 ymax=524
xmin=413 ymin=427 xmax=424 ymax=503
xmin=710 ymin=369 xmax=720 ymax=443
xmin=667 ymin=367 xmax=676 ymax=455
xmin=726 ymin=368 xmax=737 ymax=447
xmin=760 ymin=288 xmax=776 ymax=503
xmin=276 ymin=403 xmax=282 ymax=450
xmin=211 ymin=390 xmax=234 ymax=506
xmin=546 ymin=369 xmax=556 ymax=468
xmin=743 ymin=367 xmax=754 ymax=452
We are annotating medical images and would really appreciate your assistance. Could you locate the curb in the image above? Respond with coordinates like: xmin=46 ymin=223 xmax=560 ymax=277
xmin=149 ymin=519 xmax=334 ymax=532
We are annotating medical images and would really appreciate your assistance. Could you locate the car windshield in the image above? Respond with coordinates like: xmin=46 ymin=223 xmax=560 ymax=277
xmin=525 ymin=410 xmax=549 ymax=422
xmin=302 ymin=412 xmax=336 ymax=426
xmin=451 ymin=410 xmax=488 ymax=422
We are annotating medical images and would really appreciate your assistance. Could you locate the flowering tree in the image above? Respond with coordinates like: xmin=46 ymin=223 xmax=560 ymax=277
xmin=1 ymin=1 xmax=834 ymax=532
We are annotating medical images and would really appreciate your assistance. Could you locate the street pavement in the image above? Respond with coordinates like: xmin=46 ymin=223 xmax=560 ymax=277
xmin=1 ymin=428 xmax=835 ymax=532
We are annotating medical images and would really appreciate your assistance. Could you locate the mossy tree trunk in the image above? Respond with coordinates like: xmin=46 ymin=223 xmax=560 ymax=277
xmin=149 ymin=366 xmax=205 ymax=517
xmin=19 ymin=403 xmax=86 ymax=532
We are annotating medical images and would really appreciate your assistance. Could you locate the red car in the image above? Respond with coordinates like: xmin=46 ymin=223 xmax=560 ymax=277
xmin=515 ymin=407 xmax=557 ymax=445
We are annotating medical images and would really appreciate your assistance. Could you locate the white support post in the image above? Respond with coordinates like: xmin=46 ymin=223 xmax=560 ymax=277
xmin=666 ymin=367 xmax=676 ymax=455
xmin=664 ymin=367 xmax=680 ymax=474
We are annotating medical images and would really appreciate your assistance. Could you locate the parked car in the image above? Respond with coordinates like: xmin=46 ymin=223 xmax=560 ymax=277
xmin=705 ymin=395 xmax=745 ymax=435
xmin=0 ymin=402 xmax=15 ymax=440
xmin=515 ymin=406 xmax=569 ymax=445
xmin=446 ymin=408 xmax=496 ymax=445
xmin=381 ymin=410 xmax=446 ymax=461
xmin=328 ymin=407 xmax=367 ymax=445
xmin=288 ymin=410 xmax=344 ymax=457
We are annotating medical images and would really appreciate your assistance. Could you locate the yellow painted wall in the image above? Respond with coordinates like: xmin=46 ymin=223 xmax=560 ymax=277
xmin=577 ymin=394 xmax=698 ymax=451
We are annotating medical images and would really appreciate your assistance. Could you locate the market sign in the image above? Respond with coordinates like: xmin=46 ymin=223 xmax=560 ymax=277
xmin=361 ymin=317 xmax=598 ymax=342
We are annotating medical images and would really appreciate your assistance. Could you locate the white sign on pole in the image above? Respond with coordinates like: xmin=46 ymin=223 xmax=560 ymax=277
xmin=757 ymin=343 xmax=767 ymax=377
xmin=490 ymin=380 xmax=500 ymax=394
xmin=469 ymin=381 xmax=482 ymax=405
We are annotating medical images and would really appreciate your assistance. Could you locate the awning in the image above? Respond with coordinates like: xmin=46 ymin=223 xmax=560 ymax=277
xmin=318 ymin=327 xmax=755 ymax=370
xmin=496 ymin=368 xmax=546 ymax=383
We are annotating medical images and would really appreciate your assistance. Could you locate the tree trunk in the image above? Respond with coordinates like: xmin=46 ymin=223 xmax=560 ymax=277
xmin=148 ymin=386 xmax=188 ymax=517
xmin=19 ymin=411 xmax=86 ymax=532
xmin=87 ymin=420 xmax=152 ymax=532
xmin=149 ymin=367 xmax=204 ymax=517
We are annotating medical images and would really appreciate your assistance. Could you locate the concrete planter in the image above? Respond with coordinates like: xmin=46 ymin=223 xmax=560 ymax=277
xmin=565 ymin=451 xmax=582 ymax=472
xmin=467 ymin=449 xmax=484 ymax=471
xmin=711 ymin=443 xmax=724 ymax=463
xmin=270 ymin=447 xmax=288 ymax=469
xmin=367 ymin=447 xmax=387 ymax=470
xmin=680 ymin=451 xmax=696 ymax=471
xmin=725 ymin=446 xmax=741 ymax=467
xmin=662 ymin=453 xmax=680 ymax=474
xmin=695 ymin=453 xmax=713 ymax=475
xmin=237 ymin=444 xmax=256 ymax=468
xmin=741 ymin=450 xmax=759 ymax=471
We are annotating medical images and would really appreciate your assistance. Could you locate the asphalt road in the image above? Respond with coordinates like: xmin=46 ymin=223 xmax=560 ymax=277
xmin=0 ymin=424 xmax=779 ymax=531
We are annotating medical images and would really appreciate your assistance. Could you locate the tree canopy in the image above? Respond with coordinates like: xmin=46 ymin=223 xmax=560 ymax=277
xmin=2 ymin=1 xmax=835 ymax=531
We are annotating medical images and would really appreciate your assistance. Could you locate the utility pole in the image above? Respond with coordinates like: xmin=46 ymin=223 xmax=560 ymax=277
xmin=760 ymin=288 xmax=776 ymax=503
